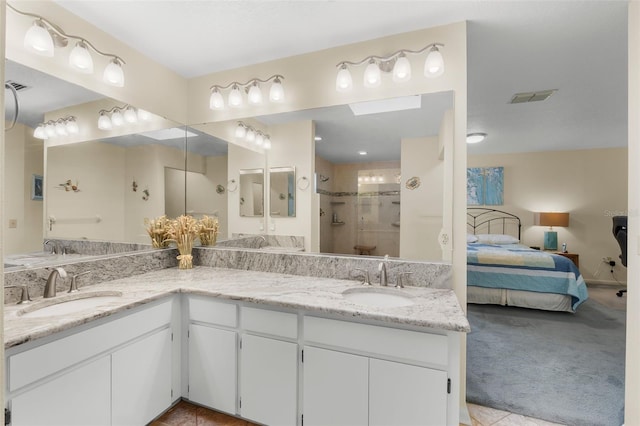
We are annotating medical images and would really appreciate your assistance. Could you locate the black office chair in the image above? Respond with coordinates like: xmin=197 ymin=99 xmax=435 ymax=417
xmin=612 ymin=216 xmax=627 ymax=297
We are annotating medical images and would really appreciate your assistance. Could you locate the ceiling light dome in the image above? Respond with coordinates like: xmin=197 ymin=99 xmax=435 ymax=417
xmin=69 ymin=41 xmax=94 ymax=73
xmin=424 ymin=46 xmax=444 ymax=78
xmin=466 ymin=133 xmax=487 ymax=144
xmin=392 ymin=54 xmax=412 ymax=83
xmin=363 ymin=60 xmax=381 ymax=88
xmin=24 ymin=20 xmax=54 ymax=57
xmin=103 ymin=59 xmax=125 ymax=87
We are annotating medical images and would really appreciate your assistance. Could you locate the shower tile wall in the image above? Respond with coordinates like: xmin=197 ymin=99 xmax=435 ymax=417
xmin=317 ymin=157 xmax=401 ymax=257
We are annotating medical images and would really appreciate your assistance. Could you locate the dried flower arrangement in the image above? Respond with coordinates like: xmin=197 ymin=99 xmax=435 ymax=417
xmin=198 ymin=215 xmax=219 ymax=246
xmin=166 ymin=214 xmax=200 ymax=269
xmin=144 ymin=215 xmax=171 ymax=248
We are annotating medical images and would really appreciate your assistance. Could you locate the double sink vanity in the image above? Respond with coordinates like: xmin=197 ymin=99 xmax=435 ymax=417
xmin=3 ymin=244 xmax=469 ymax=426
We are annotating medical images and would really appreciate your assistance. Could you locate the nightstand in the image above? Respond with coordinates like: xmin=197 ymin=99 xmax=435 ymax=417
xmin=555 ymin=252 xmax=579 ymax=268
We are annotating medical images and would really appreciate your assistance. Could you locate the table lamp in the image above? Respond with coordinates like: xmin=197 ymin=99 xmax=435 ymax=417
xmin=534 ymin=212 xmax=569 ymax=250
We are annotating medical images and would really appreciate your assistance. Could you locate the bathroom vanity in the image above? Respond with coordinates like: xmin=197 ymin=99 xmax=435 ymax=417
xmin=3 ymin=267 xmax=469 ymax=426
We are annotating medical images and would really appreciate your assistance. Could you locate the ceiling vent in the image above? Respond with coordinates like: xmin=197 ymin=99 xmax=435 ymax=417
xmin=5 ymin=80 xmax=31 ymax=92
xmin=509 ymin=89 xmax=557 ymax=104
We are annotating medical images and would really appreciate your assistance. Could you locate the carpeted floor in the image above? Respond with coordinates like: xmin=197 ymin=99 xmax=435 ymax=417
xmin=466 ymin=299 xmax=626 ymax=426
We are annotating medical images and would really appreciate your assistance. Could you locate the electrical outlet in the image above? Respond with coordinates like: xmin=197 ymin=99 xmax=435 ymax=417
xmin=8 ymin=219 xmax=17 ymax=229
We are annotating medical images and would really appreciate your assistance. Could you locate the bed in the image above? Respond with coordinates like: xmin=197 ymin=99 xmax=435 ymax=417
xmin=467 ymin=208 xmax=588 ymax=312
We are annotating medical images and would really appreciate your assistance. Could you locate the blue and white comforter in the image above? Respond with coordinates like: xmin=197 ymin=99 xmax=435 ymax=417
xmin=467 ymin=243 xmax=588 ymax=311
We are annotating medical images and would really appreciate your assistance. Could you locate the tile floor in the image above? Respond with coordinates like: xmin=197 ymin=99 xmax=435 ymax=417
xmin=151 ymin=400 xmax=564 ymax=426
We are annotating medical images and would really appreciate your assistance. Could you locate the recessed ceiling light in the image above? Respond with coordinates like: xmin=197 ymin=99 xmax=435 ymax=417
xmin=315 ymin=136 xmax=322 ymax=141
xmin=358 ymin=151 xmax=368 ymax=155
xmin=348 ymin=95 xmax=421 ymax=116
xmin=466 ymin=133 xmax=487 ymax=144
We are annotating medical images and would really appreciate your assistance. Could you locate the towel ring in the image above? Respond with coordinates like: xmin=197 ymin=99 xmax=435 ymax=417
xmin=297 ymin=176 xmax=310 ymax=190
xmin=227 ymin=179 xmax=238 ymax=192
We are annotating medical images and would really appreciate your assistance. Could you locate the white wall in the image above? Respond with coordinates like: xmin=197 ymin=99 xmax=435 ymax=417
xmin=468 ymin=147 xmax=628 ymax=285
xmin=267 ymin=121 xmax=315 ymax=252
xmin=185 ymin=156 xmax=228 ymax=241
xmin=400 ymin=137 xmax=443 ymax=261
xmin=228 ymin=144 xmax=267 ymax=236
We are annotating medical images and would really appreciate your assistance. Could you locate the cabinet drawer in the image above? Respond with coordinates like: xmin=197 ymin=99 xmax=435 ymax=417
xmin=304 ymin=316 xmax=448 ymax=366
xmin=189 ymin=295 xmax=237 ymax=327
xmin=241 ymin=306 xmax=297 ymax=339
xmin=9 ymin=298 xmax=173 ymax=392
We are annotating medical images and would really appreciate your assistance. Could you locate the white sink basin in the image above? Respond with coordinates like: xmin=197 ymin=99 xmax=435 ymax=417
xmin=18 ymin=291 xmax=123 ymax=318
xmin=342 ymin=287 xmax=414 ymax=308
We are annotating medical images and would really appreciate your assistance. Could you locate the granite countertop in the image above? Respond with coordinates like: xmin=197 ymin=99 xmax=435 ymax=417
xmin=4 ymin=266 xmax=470 ymax=349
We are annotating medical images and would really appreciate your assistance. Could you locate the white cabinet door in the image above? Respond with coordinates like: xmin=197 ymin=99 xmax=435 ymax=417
xmin=112 ymin=328 xmax=173 ymax=426
xmin=12 ymin=356 xmax=111 ymax=426
xmin=369 ymin=358 xmax=448 ymax=426
xmin=188 ymin=323 xmax=237 ymax=414
xmin=240 ymin=334 xmax=298 ymax=426
xmin=303 ymin=346 xmax=369 ymax=426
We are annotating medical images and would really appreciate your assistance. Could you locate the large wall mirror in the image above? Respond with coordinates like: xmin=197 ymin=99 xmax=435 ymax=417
xmin=270 ymin=166 xmax=296 ymax=218
xmin=2 ymin=59 xmax=232 ymax=259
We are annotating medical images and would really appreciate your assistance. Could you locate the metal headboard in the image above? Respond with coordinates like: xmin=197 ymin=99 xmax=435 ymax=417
xmin=467 ymin=208 xmax=522 ymax=240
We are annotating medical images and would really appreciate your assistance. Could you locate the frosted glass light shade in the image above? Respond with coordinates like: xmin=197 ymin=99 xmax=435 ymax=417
xmin=103 ymin=60 xmax=125 ymax=87
xmin=66 ymin=119 xmax=79 ymax=135
xmin=111 ymin=111 xmax=124 ymax=127
xmin=336 ymin=67 xmax=353 ymax=92
xmin=98 ymin=114 xmax=112 ymax=130
xmin=229 ymin=86 xmax=243 ymax=108
xmin=392 ymin=55 xmax=412 ymax=83
xmin=363 ymin=61 xmax=381 ymax=88
xmin=55 ymin=122 xmax=68 ymax=136
xmin=124 ymin=107 xmax=138 ymax=123
xmin=263 ymin=136 xmax=272 ymax=150
xmin=246 ymin=129 xmax=256 ymax=143
xmin=209 ymin=90 xmax=224 ymax=109
xmin=269 ymin=79 xmax=285 ymax=103
xmin=34 ymin=125 xmax=47 ymax=139
xmin=24 ymin=21 xmax=54 ymax=57
xmin=235 ymin=124 xmax=247 ymax=139
xmin=255 ymin=133 xmax=264 ymax=146
xmin=69 ymin=42 xmax=94 ymax=73
xmin=45 ymin=124 xmax=57 ymax=138
xmin=424 ymin=47 xmax=444 ymax=78
xmin=248 ymin=84 xmax=263 ymax=105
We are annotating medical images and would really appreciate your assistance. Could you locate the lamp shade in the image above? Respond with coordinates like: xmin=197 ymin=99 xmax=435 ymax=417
xmin=103 ymin=59 xmax=125 ymax=87
xmin=534 ymin=212 xmax=570 ymax=227
xmin=69 ymin=42 xmax=94 ymax=73
xmin=269 ymin=78 xmax=285 ymax=103
xmin=363 ymin=61 xmax=381 ymax=88
xmin=336 ymin=66 xmax=353 ymax=92
xmin=392 ymin=55 xmax=412 ymax=83
xmin=424 ymin=46 xmax=444 ymax=78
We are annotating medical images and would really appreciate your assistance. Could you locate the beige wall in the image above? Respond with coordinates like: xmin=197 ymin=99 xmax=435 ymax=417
xmin=228 ymin=144 xmax=267 ymax=236
xmin=5 ymin=123 xmax=44 ymax=254
xmin=469 ymin=147 xmax=628 ymax=285
xmin=401 ymin=137 xmax=443 ymax=261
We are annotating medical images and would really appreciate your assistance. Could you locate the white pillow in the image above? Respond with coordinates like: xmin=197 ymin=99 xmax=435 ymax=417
xmin=475 ymin=233 xmax=519 ymax=245
xmin=467 ymin=234 xmax=479 ymax=243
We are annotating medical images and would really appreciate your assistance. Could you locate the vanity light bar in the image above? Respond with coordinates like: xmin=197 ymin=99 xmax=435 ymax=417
xmin=33 ymin=116 xmax=79 ymax=140
xmin=210 ymin=75 xmax=285 ymax=110
xmin=235 ymin=122 xmax=271 ymax=150
xmin=335 ymin=43 xmax=444 ymax=92
xmin=97 ymin=105 xmax=152 ymax=131
xmin=8 ymin=4 xmax=126 ymax=87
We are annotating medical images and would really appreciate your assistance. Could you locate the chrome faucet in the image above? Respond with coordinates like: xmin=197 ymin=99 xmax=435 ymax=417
xmin=44 ymin=267 xmax=67 ymax=298
xmin=352 ymin=268 xmax=371 ymax=285
xmin=44 ymin=239 xmax=58 ymax=254
xmin=5 ymin=285 xmax=32 ymax=304
xmin=69 ymin=271 xmax=91 ymax=293
xmin=257 ymin=235 xmax=267 ymax=248
xmin=378 ymin=255 xmax=389 ymax=286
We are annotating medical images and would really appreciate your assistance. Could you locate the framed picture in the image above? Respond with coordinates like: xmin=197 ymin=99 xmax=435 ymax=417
xmin=31 ymin=174 xmax=43 ymax=201
xmin=467 ymin=166 xmax=504 ymax=206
